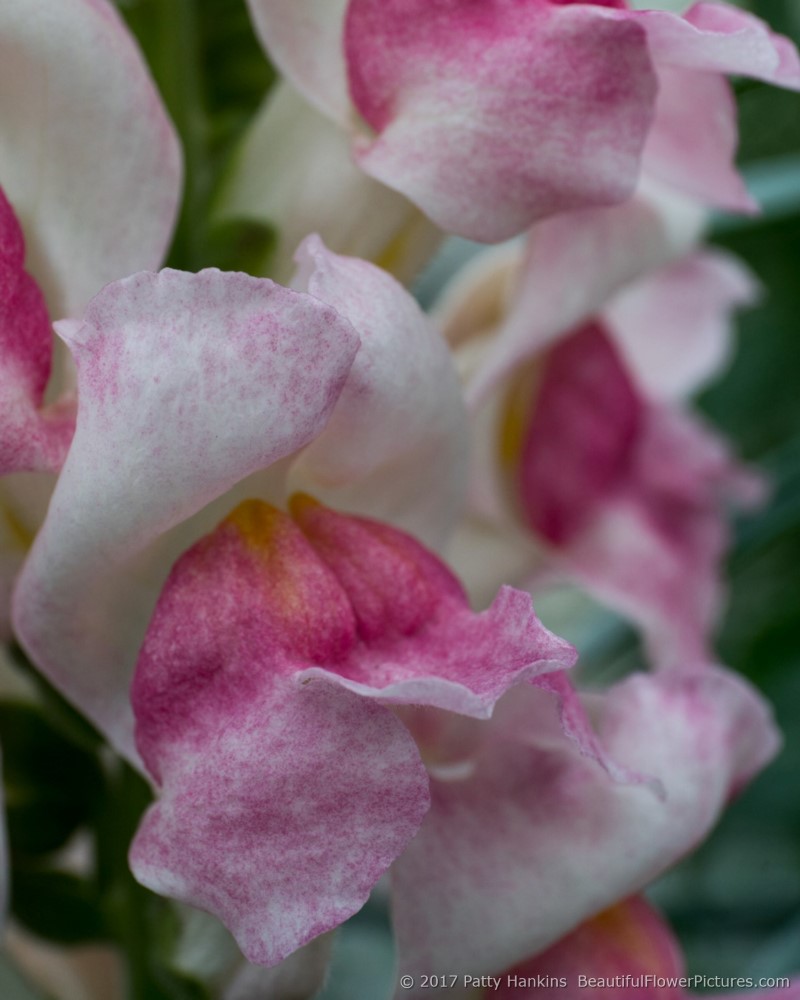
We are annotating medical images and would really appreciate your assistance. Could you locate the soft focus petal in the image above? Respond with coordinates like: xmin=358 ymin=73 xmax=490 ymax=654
xmin=642 ymin=69 xmax=755 ymax=213
xmin=244 ymin=0 xmax=351 ymax=123
xmin=346 ymin=0 xmax=657 ymax=241
xmin=517 ymin=326 xmax=758 ymax=668
xmin=13 ymin=270 xmax=360 ymax=762
xmin=216 ymin=83 xmax=441 ymax=286
xmin=496 ymin=896 xmax=684 ymax=1000
xmin=540 ymin=405 xmax=762 ymax=669
xmin=605 ymin=250 xmax=759 ymax=400
xmin=224 ymin=936 xmax=334 ymax=1000
xmin=0 ymin=0 xmax=182 ymax=318
xmin=456 ymin=183 xmax=706 ymax=405
xmin=392 ymin=667 xmax=779 ymax=989
xmin=289 ymin=236 xmax=467 ymax=549
xmin=636 ymin=3 xmax=800 ymax=211
xmin=496 ymin=898 xmax=800 ymax=1000
xmin=518 ymin=323 xmax=642 ymax=548
xmin=444 ymin=515 xmax=544 ymax=615
xmin=0 ymin=189 xmax=74 ymax=473
xmin=639 ymin=3 xmax=800 ymax=84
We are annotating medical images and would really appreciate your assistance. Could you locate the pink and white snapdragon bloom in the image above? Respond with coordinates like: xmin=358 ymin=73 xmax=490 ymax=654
xmin=436 ymin=185 xmax=761 ymax=669
xmin=131 ymin=496 xmax=778 ymax=996
xmin=243 ymin=0 xmax=800 ymax=242
xmin=0 ymin=0 xmax=182 ymax=631
xmin=12 ymin=236 xmax=467 ymax=763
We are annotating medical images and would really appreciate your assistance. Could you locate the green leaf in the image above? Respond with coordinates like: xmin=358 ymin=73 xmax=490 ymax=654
xmin=0 ymin=702 xmax=104 ymax=856
xmin=10 ymin=870 xmax=110 ymax=945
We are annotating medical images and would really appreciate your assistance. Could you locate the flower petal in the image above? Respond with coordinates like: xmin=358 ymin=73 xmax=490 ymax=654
xmin=642 ymin=68 xmax=756 ymax=213
xmin=457 ymin=183 xmax=706 ymax=405
xmin=13 ymin=270 xmax=360 ymax=762
xmin=244 ymin=0 xmax=351 ymax=123
xmin=392 ymin=667 xmax=779 ymax=986
xmin=289 ymin=236 xmax=467 ymax=549
xmin=224 ymin=936 xmax=334 ymax=1000
xmin=0 ymin=189 xmax=74 ymax=474
xmin=287 ymin=496 xmax=577 ymax=717
xmin=496 ymin=896 xmax=684 ymax=999
xmin=0 ymin=0 xmax=182 ymax=318
xmin=640 ymin=3 xmax=800 ymax=85
xmin=543 ymin=406 xmax=762 ymax=670
xmin=635 ymin=3 xmax=800 ymax=211
xmin=131 ymin=675 xmax=428 ymax=967
xmin=518 ymin=324 xmax=643 ymax=548
xmin=345 ymin=0 xmax=657 ymax=240
xmin=605 ymin=250 xmax=759 ymax=400
xmin=216 ymin=83 xmax=440 ymax=286
xmin=517 ymin=324 xmax=758 ymax=668
xmin=129 ymin=496 xmax=432 ymax=965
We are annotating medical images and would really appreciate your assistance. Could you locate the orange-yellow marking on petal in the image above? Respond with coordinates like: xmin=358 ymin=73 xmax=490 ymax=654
xmin=224 ymin=498 xmax=356 ymax=661
xmin=583 ymin=896 xmax=683 ymax=977
xmin=1 ymin=502 xmax=34 ymax=551
xmin=372 ymin=206 xmax=440 ymax=283
xmin=498 ymin=360 xmax=542 ymax=471
xmin=225 ymin=497 xmax=294 ymax=551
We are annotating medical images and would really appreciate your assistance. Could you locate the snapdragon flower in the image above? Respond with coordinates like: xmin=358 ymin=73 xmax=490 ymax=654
xmin=437 ymin=185 xmax=761 ymax=668
xmin=244 ymin=0 xmax=800 ymax=242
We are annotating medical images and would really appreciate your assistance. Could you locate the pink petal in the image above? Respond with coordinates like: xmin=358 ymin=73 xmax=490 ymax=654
xmin=518 ymin=324 xmax=643 ymax=547
xmin=131 ymin=675 xmax=428 ymax=967
xmin=605 ymin=249 xmax=759 ymax=400
xmin=345 ymin=0 xmax=657 ymax=240
xmin=288 ymin=497 xmax=577 ymax=718
xmin=457 ymin=183 xmax=706 ymax=405
xmin=13 ymin=270 xmax=360 ymax=762
xmin=392 ymin=667 xmax=779 ymax=986
xmin=216 ymin=83 xmax=441 ymax=286
xmin=129 ymin=494 xmax=572 ymax=963
xmin=244 ymin=0 xmax=351 ymax=123
xmin=640 ymin=3 xmax=800 ymax=86
xmin=496 ymin=896 xmax=684 ymax=999
xmin=548 ymin=406 xmax=760 ymax=669
xmin=636 ymin=3 xmax=800 ymax=211
xmin=0 ymin=0 xmax=182 ymax=318
xmin=0 ymin=189 xmax=74 ymax=474
xmin=515 ymin=323 xmax=757 ymax=668
xmin=642 ymin=68 xmax=756 ymax=213
xmin=289 ymin=236 xmax=467 ymax=549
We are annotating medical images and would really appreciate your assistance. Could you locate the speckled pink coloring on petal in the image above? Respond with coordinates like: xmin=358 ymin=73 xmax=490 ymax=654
xmin=519 ymin=323 xmax=642 ymax=546
xmin=0 ymin=187 xmax=74 ymax=473
xmin=130 ymin=497 xmax=576 ymax=964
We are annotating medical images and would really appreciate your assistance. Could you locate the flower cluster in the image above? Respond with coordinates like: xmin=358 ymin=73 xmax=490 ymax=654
xmin=0 ymin=1 xmax=798 ymax=999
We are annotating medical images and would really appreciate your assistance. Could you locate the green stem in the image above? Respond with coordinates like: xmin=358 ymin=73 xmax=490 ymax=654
xmin=95 ymin=763 xmax=171 ymax=1000
xmin=120 ymin=0 xmax=210 ymax=270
